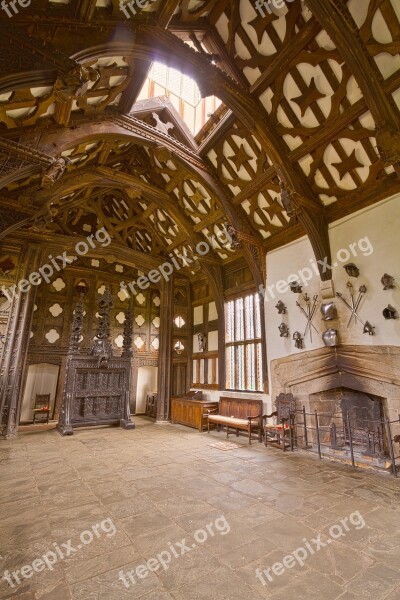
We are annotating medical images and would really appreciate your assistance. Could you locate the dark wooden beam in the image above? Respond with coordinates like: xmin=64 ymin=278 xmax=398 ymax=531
xmin=75 ymin=0 xmax=97 ymax=23
xmin=197 ymin=109 xmax=235 ymax=156
xmin=157 ymin=0 xmax=181 ymax=28
xmin=249 ymin=19 xmax=322 ymax=96
xmin=305 ymin=0 xmax=400 ymax=170
xmin=119 ymin=59 xmax=152 ymax=114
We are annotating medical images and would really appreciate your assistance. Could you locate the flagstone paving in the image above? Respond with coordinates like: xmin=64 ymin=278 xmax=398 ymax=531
xmin=0 ymin=417 xmax=399 ymax=599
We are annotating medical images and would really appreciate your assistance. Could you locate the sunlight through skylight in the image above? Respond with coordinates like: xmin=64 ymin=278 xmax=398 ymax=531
xmin=138 ymin=62 xmax=222 ymax=135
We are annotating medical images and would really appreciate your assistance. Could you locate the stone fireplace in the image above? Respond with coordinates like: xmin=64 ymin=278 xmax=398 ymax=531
xmin=309 ymin=388 xmax=386 ymax=458
xmin=271 ymin=345 xmax=400 ymax=470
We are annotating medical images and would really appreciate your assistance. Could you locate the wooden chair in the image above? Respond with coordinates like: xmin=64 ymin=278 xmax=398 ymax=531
xmin=32 ymin=394 xmax=51 ymax=424
xmin=145 ymin=392 xmax=158 ymax=418
xmin=263 ymin=393 xmax=296 ymax=451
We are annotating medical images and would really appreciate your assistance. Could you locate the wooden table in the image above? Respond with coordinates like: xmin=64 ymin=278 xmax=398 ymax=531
xmin=171 ymin=397 xmax=219 ymax=432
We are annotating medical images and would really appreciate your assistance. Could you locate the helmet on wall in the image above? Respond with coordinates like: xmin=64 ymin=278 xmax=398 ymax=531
xmin=322 ymin=328 xmax=339 ymax=347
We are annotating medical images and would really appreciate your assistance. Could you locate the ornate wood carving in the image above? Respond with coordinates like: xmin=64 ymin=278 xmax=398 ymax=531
xmin=69 ymin=292 xmax=86 ymax=354
xmin=57 ymin=355 xmax=134 ymax=436
xmin=0 ymin=244 xmax=41 ymax=438
xmin=122 ymin=301 xmax=133 ymax=358
xmin=305 ymin=0 xmax=400 ymax=173
xmin=58 ymin=287 xmax=134 ymax=435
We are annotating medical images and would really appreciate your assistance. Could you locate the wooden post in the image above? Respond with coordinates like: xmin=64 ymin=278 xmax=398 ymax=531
xmin=156 ymin=277 xmax=174 ymax=422
xmin=303 ymin=405 xmax=308 ymax=448
xmin=0 ymin=244 xmax=41 ymax=438
xmin=315 ymin=410 xmax=322 ymax=460
xmin=385 ymin=418 xmax=397 ymax=477
xmin=346 ymin=412 xmax=355 ymax=468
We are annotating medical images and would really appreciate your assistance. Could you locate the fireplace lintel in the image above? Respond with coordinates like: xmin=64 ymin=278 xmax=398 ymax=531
xmin=271 ymin=345 xmax=400 ymax=400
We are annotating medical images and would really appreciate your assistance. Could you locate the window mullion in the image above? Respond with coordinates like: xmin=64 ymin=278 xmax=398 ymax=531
xmin=243 ymin=342 xmax=247 ymax=390
xmin=225 ymin=294 xmax=263 ymax=392
xmin=252 ymin=294 xmax=257 ymax=348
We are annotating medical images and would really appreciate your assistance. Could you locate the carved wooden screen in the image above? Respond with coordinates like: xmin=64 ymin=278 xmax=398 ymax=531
xmin=58 ymin=355 xmax=134 ymax=435
xmin=73 ymin=366 xmax=127 ymax=423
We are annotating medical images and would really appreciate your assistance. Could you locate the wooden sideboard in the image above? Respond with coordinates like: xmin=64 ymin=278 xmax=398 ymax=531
xmin=171 ymin=396 xmax=219 ymax=432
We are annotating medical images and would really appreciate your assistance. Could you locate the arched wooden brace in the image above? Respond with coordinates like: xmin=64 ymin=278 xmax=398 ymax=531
xmin=25 ymin=166 xmax=230 ymax=392
xmin=135 ymin=27 xmax=332 ymax=283
xmin=305 ymin=0 xmax=400 ymax=172
xmin=36 ymin=118 xmax=267 ymax=289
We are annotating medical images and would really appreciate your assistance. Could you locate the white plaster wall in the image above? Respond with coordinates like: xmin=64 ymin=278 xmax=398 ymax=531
xmin=265 ymin=194 xmax=400 ymax=383
xmin=136 ymin=366 xmax=158 ymax=414
xmin=201 ymin=389 xmax=271 ymax=414
xmin=193 ymin=195 xmax=399 ymax=413
xmin=208 ymin=330 xmax=218 ymax=352
xmin=193 ymin=306 xmax=203 ymax=325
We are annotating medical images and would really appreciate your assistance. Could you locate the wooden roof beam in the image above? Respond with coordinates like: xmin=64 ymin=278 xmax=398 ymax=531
xmin=305 ymin=0 xmax=400 ymax=172
xmin=119 ymin=59 xmax=152 ymax=114
xmin=157 ymin=0 xmax=181 ymax=28
xmin=75 ymin=0 xmax=98 ymax=23
xmin=137 ymin=26 xmax=331 ymax=281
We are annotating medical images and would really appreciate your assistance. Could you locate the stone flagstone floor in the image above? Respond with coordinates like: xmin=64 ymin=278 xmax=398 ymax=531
xmin=1 ymin=416 xmax=400 ymax=599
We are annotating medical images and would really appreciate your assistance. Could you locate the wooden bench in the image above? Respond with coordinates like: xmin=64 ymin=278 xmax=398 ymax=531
xmin=207 ymin=397 xmax=263 ymax=444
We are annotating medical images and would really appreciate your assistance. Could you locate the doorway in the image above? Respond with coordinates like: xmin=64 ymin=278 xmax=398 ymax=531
xmin=20 ymin=363 xmax=60 ymax=424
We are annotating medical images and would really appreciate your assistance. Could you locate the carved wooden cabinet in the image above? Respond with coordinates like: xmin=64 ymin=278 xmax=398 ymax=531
xmin=58 ymin=355 xmax=134 ymax=435
xmin=171 ymin=397 xmax=218 ymax=432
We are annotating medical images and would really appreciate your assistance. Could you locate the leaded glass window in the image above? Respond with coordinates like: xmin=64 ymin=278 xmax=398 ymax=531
xmin=225 ymin=293 xmax=264 ymax=392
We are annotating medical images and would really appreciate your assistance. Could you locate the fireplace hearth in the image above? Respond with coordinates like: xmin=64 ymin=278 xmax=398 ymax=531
xmin=271 ymin=345 xmax=400 ymax=474
xmin=309 ymin=388 xmax=386 ymax=459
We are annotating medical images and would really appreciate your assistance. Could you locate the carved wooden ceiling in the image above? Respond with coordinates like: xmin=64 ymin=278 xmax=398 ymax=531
xmin=1 ymin=0 xmax=399 ymax=289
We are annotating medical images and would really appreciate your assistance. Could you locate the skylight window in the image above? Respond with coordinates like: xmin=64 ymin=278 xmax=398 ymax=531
xmin=149 ymin=63 xmax=201 ymax=106
xmin=138 ymin=61 xmax=221 ymax=135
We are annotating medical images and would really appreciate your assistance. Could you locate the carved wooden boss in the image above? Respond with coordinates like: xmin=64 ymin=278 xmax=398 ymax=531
xmin=57 ymin=286 xmax=135 ymax=435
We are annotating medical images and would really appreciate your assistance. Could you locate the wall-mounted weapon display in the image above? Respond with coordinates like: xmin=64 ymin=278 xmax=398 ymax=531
xmin=290 ymin=281 xmax=303 ymax=293
xmin=344 ymin=263 xmax=359 ymax=278
xmin=296 ymin=293 xmax=319 ymax=343
xmin=293 ymin=331 xmax=304 ymax=349
xmin=320 ymin=302 xmax=337 ymax=321
xmin=363 ymin=322 xmax=375 ymax=335
xmin=275 ymin=300 xmax=287 ymax=314
xmin=278 ymin=323 xmax=290 ymax=338
xmin=336 ymin=282 xmax=374 ymax=335
xmin=383 ymin=305 xmax=398 ymax=320
xmin=381 ymin=274 xmax=395 ymax=290
xmin=322 ymin=328 xmax=339 ymax=347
